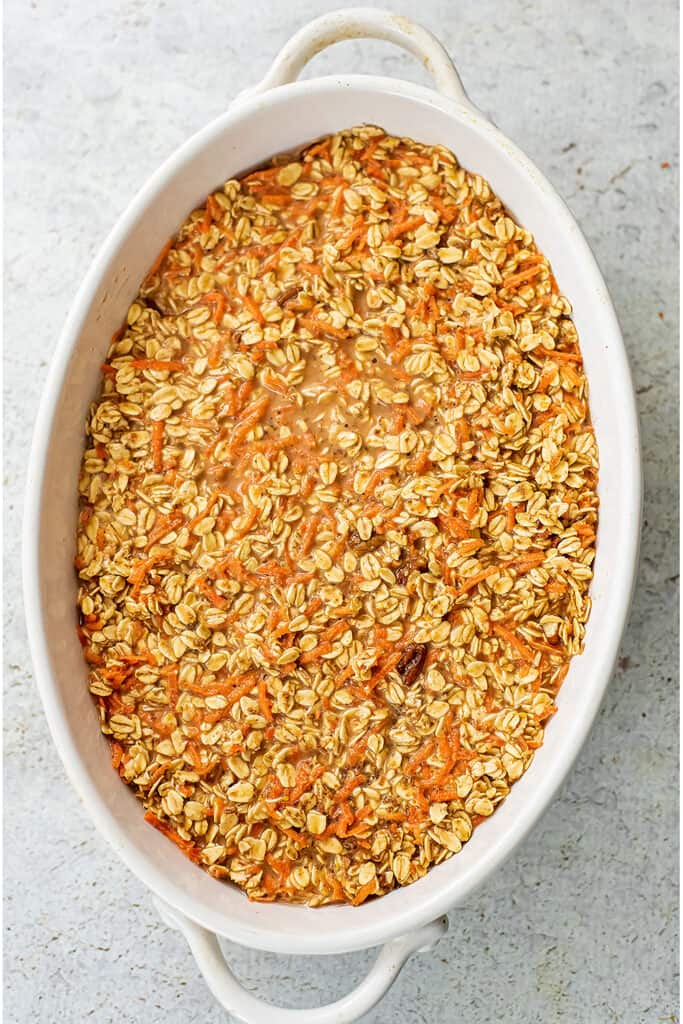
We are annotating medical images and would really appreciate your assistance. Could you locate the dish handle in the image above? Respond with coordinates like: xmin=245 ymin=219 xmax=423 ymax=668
xmin=154 ymin=897 xmax=448 ymax=1024
xmin=239 ymin=7 xmax=474 ymax=108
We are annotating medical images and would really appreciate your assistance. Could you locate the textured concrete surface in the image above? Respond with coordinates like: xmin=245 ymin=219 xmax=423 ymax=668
xmin=4 ymin=1 xmax=679 ymax=1021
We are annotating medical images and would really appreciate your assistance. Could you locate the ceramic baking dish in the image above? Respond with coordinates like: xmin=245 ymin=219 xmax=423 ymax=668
xmin=23 ymin=9 xmax=641 ymax=1022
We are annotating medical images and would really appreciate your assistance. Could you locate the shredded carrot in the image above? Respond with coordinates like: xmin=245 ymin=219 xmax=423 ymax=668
xmin=82 ymin=614 xmax=104 ymax=632
xmin=298 ymin=515 xmax=320 ymax=557
xmin=332 ymin=183 xmax=348 ymax=219
xmin=333 ymin=773 xmax=365 ymax=804
xmin=143 ymin=237 xmax=173 ymax=284
xmin=305 ymin=139 xmax=331 ymax=160
xmin=184 ymin=742 xmax=212 ymax=775
xmin=335 ymin=801 xmax=355 ymax=838
xmin=202 ymin=291 xmax=227 ymax=324
xmin=431 ymin=195 xmax=458 ymax=223
xmin=319 ymin=619 xmax=348 ymax=644
xmin=377 ymin=809 xmax=409 ymax=822
xmin=539 ymin=346 xmax=583 ymax=363
xmin=336 ymin=223 xmax=367 ymax=250
xmin=413 ymin=788 xmax=430 ymax=814
xmin=299 ymin=468 xmax=316 ymax=498
xmin=244 ymin=294 xmax=265 ymax=325
xmin=452 ymin=566 xmax=498 ymax=598
xmin=502 ymin=264 xmax=544 ymax=289
xmin=366 ymin=650 xmax=403 ymax=692
xmin=256 ymin=561 xmax=290 ymax=580
xmin=261 ymin=228 xmax=304 ymax=271
xmin=303 ymin=596 xmax=323 ymax=618
xmin=129 ymin=551 xmax=171 ymax=598
xmin=526 ymin=636 xmax=566 ymax=657
xmin=329 ymin=666 xmax=353 ymax=691
xmin=284 ymin=763 xmax=325 ymax=805
xmin=197 ymin=577 xmax=226 ymax=608
xmin=187 ymin=671 xmax=257 ymax=700
xmin=408 ymin=450 xmax=431 ymax=475
xmin=207 ymin=336 xmax=224 ymax=369
xmin=234 ymin=379 xmax=254 ymax=411
xmin=299 ymin=315 xmax=349 ymax=340
xmin=144 ymin=811 xmax=201 ymax=862
xmin=277 ymin=826 xmax=306 ymax=848
xmin=438 ymin=514 xmax=471 ymax=541
xmin=226 ymin=675 xmax=259 ymax=708
xmin=352 ymin=878 xmax=378 ymax=906
xmin=348 ymin=811 xmax=374 ymax=835
xmin=271 ymin=619 xmax=291 ymax=641
xmin=232 ymin=505 xmax=260 ymax=540
xmin=465 ymin=487 xmax=482 ymax=520
xmin=145 ymin=761 xmax=170 ymax=789
xmin=510 ymin=550 xmax=546 ymax=571
xmin=325 ymin=872 xmax=345 ymax=902
xmin=258 ymin=676 xmax=273 ymax=722
xmin=428 ymin=788 xmax=460 ymax=803
xmin=387 ymin=215 xmax=425 ymax=241
xmin=536 ymin=370 xmax=564 ymax=403
xmin=188 ymin=494 xmax=219 ymax=532
xmin=259 ymin=193 xmax=291 ymax=206
xmin=405 ymin=738 xmax=436 ymax=776
xmin=492 ymin=623 xmax=535 ymax=662
xmin=151 ymin=421 xmax=164 ymax=473
xmin=201 ymin=193 xmax=218 ymax=232
xmin=364 ymin=467 xmax=394 ymax=496
xmin=266 ymin=853 xmax=292 ymax=882
xmin=299 ymin=642 xmax=332 ymax=665
xmin=227 ymin=395 xmax=271 ymax=451
xmin=327 ymin=605 xmax=355 ymax=620
xmin=163 ymin=665 xmax=180 ymax=709
xmin=438 ymin=712 xmax=455 ymax=759
xmin=145 ymin=509 xmax=184 ymax=550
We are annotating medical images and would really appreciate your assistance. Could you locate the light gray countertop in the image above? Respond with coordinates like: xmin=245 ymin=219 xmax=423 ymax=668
xmin=4 ymin=1 xmax=678 ymax=1021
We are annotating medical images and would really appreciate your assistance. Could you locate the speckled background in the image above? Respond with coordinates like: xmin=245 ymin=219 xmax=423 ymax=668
xmin=4 ymin=1 xmax=679 ymax=1021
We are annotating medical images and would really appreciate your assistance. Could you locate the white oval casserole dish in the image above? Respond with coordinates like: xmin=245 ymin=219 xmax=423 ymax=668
xmin=23 ymin=10 xmax=641 ymax=1023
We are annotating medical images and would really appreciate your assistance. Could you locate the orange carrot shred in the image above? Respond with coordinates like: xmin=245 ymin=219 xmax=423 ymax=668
xmin=143 ymin=237 xmax=173 ymax=284
xmin=144 ymin=812 xmax=202 ymax=862
xmin=492 ymin=623 xmax=535 ymax=662
xmin=452 ymin=566 xmax=498 ymax=597
xmin=244 ymin=294 xmax=265 ymax=325
xmin=386 ymin=215 xmax=425 ymax=241
xmin=502 ymin=264 xmax=543 ymax=289
xmin=258 ymin=676 xmax=273 ymax=723
xmin=405 ymin=738 xmax=436 ymax=776
xmin=151 ymin=421 xmax=164 ymax=473
xmin=352 ymin=878 xmax=378 ymax=906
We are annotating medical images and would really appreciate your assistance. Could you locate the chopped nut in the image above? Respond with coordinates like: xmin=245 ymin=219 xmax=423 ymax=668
xmin=396 ymin=643 xmax=429 ymax=685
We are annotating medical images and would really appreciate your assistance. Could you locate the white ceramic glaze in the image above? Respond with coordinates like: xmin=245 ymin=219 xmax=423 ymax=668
xmin=23 ymin=9 xmax=641 ymax=1023
xmin=155 ymin=897 xmax=448 ymax=1024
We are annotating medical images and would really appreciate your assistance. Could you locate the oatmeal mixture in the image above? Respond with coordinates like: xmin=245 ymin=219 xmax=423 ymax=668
xmin=76 ymin=127 xmax=598 ymax=906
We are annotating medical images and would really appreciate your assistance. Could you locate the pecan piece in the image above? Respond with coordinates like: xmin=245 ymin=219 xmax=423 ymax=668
xmin=396 ymin=643 xmax=428 ymax=686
